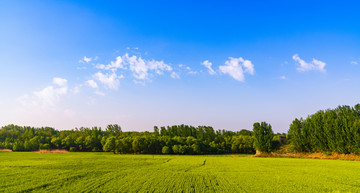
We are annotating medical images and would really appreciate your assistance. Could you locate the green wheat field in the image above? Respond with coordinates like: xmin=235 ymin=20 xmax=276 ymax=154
xmin=1 ymin=152 xmax=360 ymax=192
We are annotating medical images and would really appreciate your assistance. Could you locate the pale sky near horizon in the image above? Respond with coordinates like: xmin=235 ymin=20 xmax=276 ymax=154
xmin=1 ymin=1 xmax=360 ymax=133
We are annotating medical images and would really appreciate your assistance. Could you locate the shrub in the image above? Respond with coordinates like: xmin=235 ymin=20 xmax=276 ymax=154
xmin=162 ymin=146 xmax=171 ymax=154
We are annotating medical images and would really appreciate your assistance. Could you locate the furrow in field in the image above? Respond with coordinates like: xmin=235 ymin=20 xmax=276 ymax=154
xmin=1 ymin=170 xmax=79 ymax=192
xmin=17 ymin=172 xmax=90 ymax=193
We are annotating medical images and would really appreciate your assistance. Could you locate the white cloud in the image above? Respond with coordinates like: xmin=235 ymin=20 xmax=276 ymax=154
xmin=126 ymin=54 xmax=148 ymax=80
xmin=96 ymin=56 xmax=125 ymax=71
xmin=79 ymin=56 xmax=98 ymax=64
xmin=79 ymin=56 xmax=92 ymax=63
xmin=33 ymin=78 xmax=68 ymax=107
xmin=201 ymin=60 xmax=216 ymax=75
xmin=219 ymin=57 xmax=254 ymax=82
xmin=96 ymin=53 xmax=173 ymax=81
xmin=53 ymin=77 xmax=67 ymax=87
xmin=171 ymin=72 xmax=180 ymax=79
xmin=93 ymin=72 xmax=122 ymax=90
xmin=147 ymin=60 xmax=172 ymax=74
xmin=18 ymin=77 xmax=68 ymax=108
xmin=293 ymin=54 xmax=326 ymax=72
xmin=182 ymin=66 xmax=198 ymax=75
xmin=242 ymin=60 xmax=255 ymax=75
xmin=86 ymin=80 xmax=98 ymax=89
xmin=280 ymin=75 xmax=287 ymax=80
xmin=111 ymin=56 xmax=125 ymax=69
xmin=350 ymin=61 xmax=358 ymax=65
xmin=83 ymin=56 xmax=92 ymax=63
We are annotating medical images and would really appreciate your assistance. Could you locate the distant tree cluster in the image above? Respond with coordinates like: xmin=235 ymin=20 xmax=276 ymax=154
xmin=288 ymin=104 xmax=360 ymax=154
xmin=100 ymin=125 xmax=255 ymax=154
xmin=0 ymin=124 xmax=258 ymax=154
xmin=0 ymin=125 xmax=106 ymax=152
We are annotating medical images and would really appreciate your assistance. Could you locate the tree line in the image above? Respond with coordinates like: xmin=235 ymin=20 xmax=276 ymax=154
xmin=0 ymin=124 xmax=274 ymax=154
xmin=4 ymin=103 xmax=358 ymax=155
xmin=288 ymin=104 xmax=360 ymax=154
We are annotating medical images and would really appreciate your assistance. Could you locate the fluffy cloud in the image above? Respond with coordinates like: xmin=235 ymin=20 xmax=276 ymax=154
xmin=125 ymin=54 xmax=148 ymax=80
xmin=201 ymin=60 xmax=216 ymax=75
xmin=219 ymin=57 xmax=254 ymax=82
xmin=96 ymin=53 xmax=172 ymax=81
xmin=124 ymin=54 xmax=172 ymax=80
xmin=147 ymin=60 xmax=172 ymax=75
xmin=79 ymin=56 xmax=94 ymax=63
xmin=86 ymin=80 xmax=98 ymax=89
xmin=293 ymin=54 xmax=326 ymax=72
xmin=53 ymin=77 xmax=67 ymax=87
xmin=93 ymin=72 xmax=123 ymax=90
xmin=18 ymin=77 xmax=68 ymax=108
xmin=350 ymin=61 xmax=358 ymax=65
xmin=84 ymin=56 xmax=92 ymax=63
xmin=34 ymin=78 xmax=68 ymax=106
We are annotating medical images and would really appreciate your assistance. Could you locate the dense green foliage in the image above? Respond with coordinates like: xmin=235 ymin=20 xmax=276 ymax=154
xmin=1 ymin=152 xmax=360 ymax=192
xmin=288 ymin=104 xmax=360 ymax=154
xmin=253 ymin=122 xmax=274 ymax=153
xmin=0 ymin=124 xmax=256 ymax=154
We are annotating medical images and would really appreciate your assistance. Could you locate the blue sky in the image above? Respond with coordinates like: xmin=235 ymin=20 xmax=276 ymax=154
xmin=1 ymin=0 xmax=360 ymax=132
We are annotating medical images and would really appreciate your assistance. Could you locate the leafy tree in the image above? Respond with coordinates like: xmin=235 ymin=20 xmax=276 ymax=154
xmin=288 ymin=104 xmax=360 ymax=154
xmin=106 ymin=124 xmax=122 ymax=136
xmin=103 ymin=136 xmax=116 ymax=153
xmin=51 ymin=137 xmax=61 ymax=149
xmin=162 ymin=146 xmax=171 ymax=154
xmin=172 ymin=145 xmax=179 ymax=154
xmin=154 ymin=126 xmax=160 ymax=136
xmin=253 ymin=122 xmax=274 ymax=153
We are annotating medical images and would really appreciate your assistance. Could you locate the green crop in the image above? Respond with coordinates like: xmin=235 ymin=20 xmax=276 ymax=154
xmin=1 ymin=152 xmax=360 ymax=192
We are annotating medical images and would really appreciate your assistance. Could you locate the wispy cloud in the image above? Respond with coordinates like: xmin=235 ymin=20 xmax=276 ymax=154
xmin=79 ymin=56 xmax=97 ymax=64
xmin=293 ymin=54 xmax=326 ymax=72
xmin=170 ymin=72 xmax=180 ymax=79
xmin=86 ymin=80 xmax=98 ymax=89
xmin=201 ymin=60 xmax=216 ymax=75
xmin=33 ymin=78 xmax=68 ymax=107
xmin=19 ymin=77 xmax=68 ymax=108
xmin=219 ymin=57 xmax=254 ymax=82
xmin=96 ymin=56 xmax=125 ymax=71
xmin=185 ymin=66 xmax=198 ymax=75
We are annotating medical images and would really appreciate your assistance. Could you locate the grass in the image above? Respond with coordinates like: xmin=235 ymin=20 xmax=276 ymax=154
xmin=1 ymin=152 xmax=360 ymax=192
